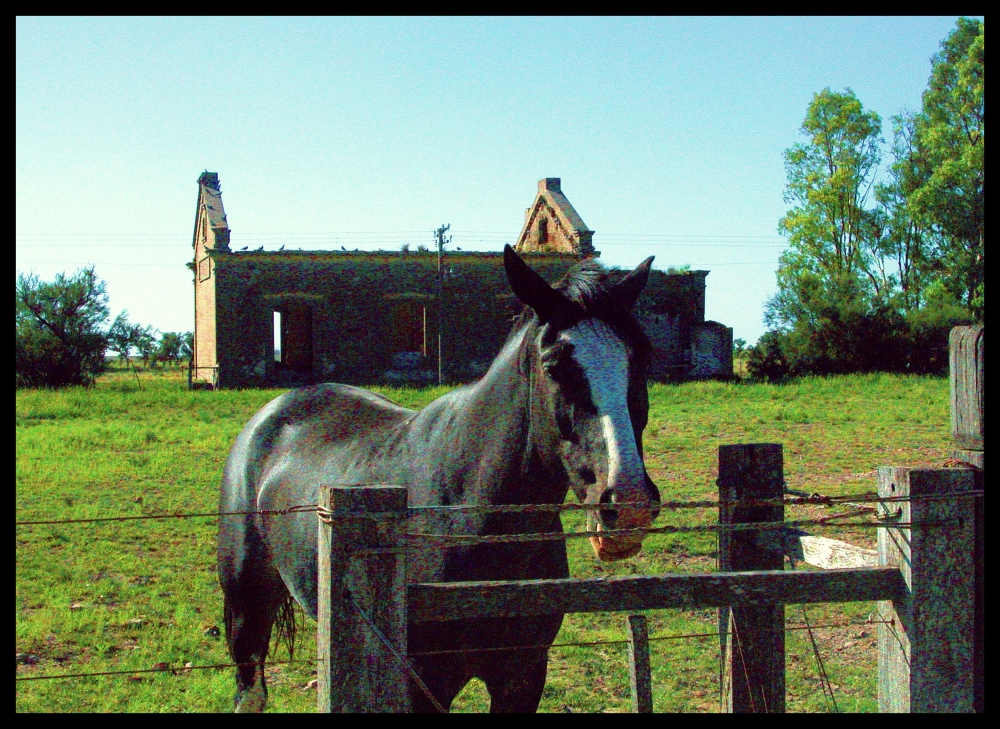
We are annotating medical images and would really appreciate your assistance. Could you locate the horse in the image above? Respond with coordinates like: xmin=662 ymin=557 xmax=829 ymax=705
xmin=217 ymin=245 xmax=662 ymax=712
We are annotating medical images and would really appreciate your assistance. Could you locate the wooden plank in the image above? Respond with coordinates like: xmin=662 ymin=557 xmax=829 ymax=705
xmin=950 ymin=325 xmax=984 ymax=713
xmin=318 ymin=486 xmax=409 ymax=713
xmin=877 ymin=468 xmax=977 ymax=713
xmin=717 ymin=443 xmax=785 ymax=713
xmin=626 ymin=615 xmax=652 ymax=713
xmin=950 ymin=325 xmax=984 ymax=450
xmin=317 ymin=486 xmax=344 ymax=713
xmin=949 ymin=449 xmax=984 ymax=713
xmin=407 ymin=567 xmax=904 ymax=622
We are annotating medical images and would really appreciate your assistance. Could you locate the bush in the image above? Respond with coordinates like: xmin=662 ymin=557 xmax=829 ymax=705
xmin=748 ymin=303 xmax=972 ymax=382
xmin=16 ymin=268 xmax=110 ymax=388
xmin=746 ymin=331 xmax=791 ymax=382
xmin=902 ymin=303 xmax=973 ymax=375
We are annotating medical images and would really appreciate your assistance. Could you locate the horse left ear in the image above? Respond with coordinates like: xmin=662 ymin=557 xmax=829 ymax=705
xmin=609 ymin=256 xmax=654 ymax=311
xmin=504 ymin=244 xmax=567 ymax=324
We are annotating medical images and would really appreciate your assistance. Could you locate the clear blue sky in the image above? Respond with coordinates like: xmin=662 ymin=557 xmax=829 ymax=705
xmin=16 ymin=16 xmax=972 ymax=346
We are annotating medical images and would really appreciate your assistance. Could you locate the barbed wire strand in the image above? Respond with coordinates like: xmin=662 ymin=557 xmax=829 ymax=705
xmin=15 ymin=658 xmax=312 ymax=683
xmin=801 ymin=605 xmax=839 ymax=713
xmin=15 ymin=505 xmax=322 ymax=527
xmin=345 ymin=591 xmax=447 ymax=713
xmin=17 ymin=488 xmax=980 ymax=528
xmin=403 ymin=516 xmax=957 ymax=548
xmin=729 ymin=614 xmax=758 ymax=712
xmin=16 ymin=619 xmax=891 ymax=682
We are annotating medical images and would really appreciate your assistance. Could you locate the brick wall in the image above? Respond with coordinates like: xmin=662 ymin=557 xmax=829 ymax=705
xmin=201 ymin=250 xmax=710 ymax=388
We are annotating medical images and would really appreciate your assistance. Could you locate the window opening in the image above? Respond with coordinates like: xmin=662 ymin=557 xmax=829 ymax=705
xmin=538 ymin=218 xmax=549 ymax=246
xmin=273 ymin=311 xmax=282 ymax=363
xmin=389 ymin=302 xmax=427 ymax=370
xmin=282 ymin=306 xmax=313 ymax=372
xmin=273 ymin=306 xmax=313 ymax=372
xmin=390 ymin=302 xmax=426 ymax=356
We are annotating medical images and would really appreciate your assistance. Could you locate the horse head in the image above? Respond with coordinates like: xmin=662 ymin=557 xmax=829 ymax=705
xmin=503 ymin=245 xmax=661 ymax=562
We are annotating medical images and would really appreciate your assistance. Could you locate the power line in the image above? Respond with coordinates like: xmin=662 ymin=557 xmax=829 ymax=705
xmin=17 ymin=259 xmax=780 ymax=269
xmin=17 ymin=241 xmax=787 ymax=248
xmin=17 ymin=230 xmax=786 ymax=240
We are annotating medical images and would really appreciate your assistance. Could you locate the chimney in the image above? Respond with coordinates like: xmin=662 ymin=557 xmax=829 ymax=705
xmin=198 ymin=171 xmax=220 ymax=189
xmin=539 ymin=178 xmax=561 ymax=193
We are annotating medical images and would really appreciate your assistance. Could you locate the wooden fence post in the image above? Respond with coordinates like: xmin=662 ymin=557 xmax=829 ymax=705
xmin=949 ymin=325 xmax=984 ymax=713
xmin=877 ymin=467 xmax=977 ymax=712
xmin=718 ymin=444 xmax=785 ymax=713
xmin=626 ymin=614 xmax=652 ymax=713
xmin=318 ymin=485 xmax=409 ymax=713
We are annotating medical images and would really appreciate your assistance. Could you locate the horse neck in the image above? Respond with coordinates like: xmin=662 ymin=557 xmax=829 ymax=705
xmin=434 ymin=324 xmax=565 ymax=505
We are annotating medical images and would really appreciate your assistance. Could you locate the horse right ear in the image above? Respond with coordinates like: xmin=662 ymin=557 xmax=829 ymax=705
xmin=504 ymin=245 xmax=566 ymax=324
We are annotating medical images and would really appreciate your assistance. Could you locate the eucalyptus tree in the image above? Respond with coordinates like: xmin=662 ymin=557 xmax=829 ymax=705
xmin=908 ymin=17 xmax=984 ymax=319
xmin=768 ymin=88 xmax=884 ymax=332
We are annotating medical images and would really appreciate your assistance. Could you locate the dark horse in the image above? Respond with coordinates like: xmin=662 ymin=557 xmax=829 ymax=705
xmin=218 ymin=246 xmax=661 ymax=712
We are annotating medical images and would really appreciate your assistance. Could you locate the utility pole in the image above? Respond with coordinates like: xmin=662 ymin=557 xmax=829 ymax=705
xmin=434 ymin=224 xmax=451 ymax=385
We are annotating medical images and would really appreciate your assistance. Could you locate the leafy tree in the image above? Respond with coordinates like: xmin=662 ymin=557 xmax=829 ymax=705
xmin=16 ymin=267 xmax=110 ymax=388
xmin=135 ymin=326 xmax=160 ymax=368
xmin=732 ymin=338 xmax=747 ymax=376
xmin=768 ymin=89 xmax=891 ymax=374
xmin=107 ymin=311 xmax=146 ymax=386
xmin=776 ymin=88 xmax=884 ymax=305
xmin=871 ymin=112 xmax=939 ymax=313
xmin=180 ymin=332 xmax=194 ymax=363
xmin=156 ymin=332 xmax=184 ymax=367
xmin=908 ymin=18 xmax=984 ymax=319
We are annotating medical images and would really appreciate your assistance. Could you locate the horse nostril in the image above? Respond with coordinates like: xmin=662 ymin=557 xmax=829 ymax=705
xmin=598 ymin=488 xmax=617 ymax=529
xmin=579 ymin=468 xmax=596 ymax=485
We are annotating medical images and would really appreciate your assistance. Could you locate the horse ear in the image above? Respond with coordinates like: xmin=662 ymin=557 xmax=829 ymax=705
xmin=609 ymin=256 xmax=654 ymax=311
xmin=504 ymin=245 xmax=566 ymax=324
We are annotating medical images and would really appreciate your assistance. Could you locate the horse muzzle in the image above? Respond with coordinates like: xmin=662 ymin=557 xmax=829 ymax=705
xmin=587 ymin=493 xmax=654 ymax=562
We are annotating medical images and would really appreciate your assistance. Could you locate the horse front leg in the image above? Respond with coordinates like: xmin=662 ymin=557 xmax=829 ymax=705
xmin=481 ymin=648 xmax=550 ymax=713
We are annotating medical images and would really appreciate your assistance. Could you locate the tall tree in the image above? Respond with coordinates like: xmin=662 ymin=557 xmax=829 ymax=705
xmin=909 ymin=17 xmax=984 ymax=319
xmin=872 ymin=112 xmax=938 ymax=313
xmin=768 ymin=88 xmax=883 ymax=331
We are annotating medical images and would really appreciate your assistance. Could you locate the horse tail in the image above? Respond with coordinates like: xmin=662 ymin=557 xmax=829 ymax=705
xmin=271 ymin=592 xmax=299 ymax=660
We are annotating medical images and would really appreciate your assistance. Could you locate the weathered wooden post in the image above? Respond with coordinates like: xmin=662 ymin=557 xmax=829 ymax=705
xmin=949 ymin=325 xmax=984 ymax=713
xmin=718 ymin=444 xmax=785 ymax=713
xmin=318 ymin=485 xmax=409 ymax=713
xmin=626 ymin=614 xmax=652 ymax=713
xmin=877 ymin=467 xmax=977 ymax=712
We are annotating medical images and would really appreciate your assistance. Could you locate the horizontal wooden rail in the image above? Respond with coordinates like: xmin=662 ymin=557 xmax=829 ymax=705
xmin=408 ymin=566 xmax=905 ymax=623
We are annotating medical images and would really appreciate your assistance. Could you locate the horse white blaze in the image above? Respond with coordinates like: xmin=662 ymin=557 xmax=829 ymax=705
xmin=561 ymin=320 xmax=646 ymax=503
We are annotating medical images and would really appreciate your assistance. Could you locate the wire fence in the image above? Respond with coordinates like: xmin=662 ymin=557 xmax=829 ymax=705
xmin=18 ymin=483 xmax=976 ymax=709
xmin=16 ymin=611 xmax=891 ymax=688
xmin=14 ymin=487 xmax=982 ymax=528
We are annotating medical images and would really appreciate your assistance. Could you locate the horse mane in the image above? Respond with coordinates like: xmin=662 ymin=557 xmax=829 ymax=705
xmin=507 ymin=259 xmax=652 ymax=367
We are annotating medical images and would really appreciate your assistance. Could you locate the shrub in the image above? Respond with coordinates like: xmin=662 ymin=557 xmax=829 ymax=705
xmin=16 ymin=268 xmax=109 ymax=388
xmin=746 ymin=332 xmax=791 ymax=382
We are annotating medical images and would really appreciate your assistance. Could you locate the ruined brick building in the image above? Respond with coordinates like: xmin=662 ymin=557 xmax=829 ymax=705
xmin=189 ymin=173 xmax=732 ymax=389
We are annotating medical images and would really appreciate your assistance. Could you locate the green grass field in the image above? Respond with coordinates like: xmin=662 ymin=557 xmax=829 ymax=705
xmin=16 ymin=365 xmax=952 ymax=712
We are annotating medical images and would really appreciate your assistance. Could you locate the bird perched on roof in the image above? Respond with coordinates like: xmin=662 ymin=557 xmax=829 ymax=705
xmin=239 ymin=246 xmax=248 ymax=251
xmin=256 ymin=246 xmax=264 ymax=251
xmin=279 ymin=244 xmax=285 ymax=251
xmin=456 ymin=246 xmax=462 ymax=250
xmin=341 ymin=246 xmax=347 ymax=251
